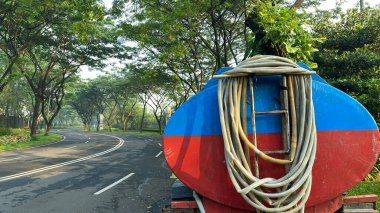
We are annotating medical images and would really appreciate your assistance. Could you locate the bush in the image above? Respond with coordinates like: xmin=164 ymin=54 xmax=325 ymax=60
xmin=0 ymin=128 xmax=12 ymax=136
xmin=0 ymin=128 xmax=30 ymax=145
xmin=366 ymin=158 xmax=380 ymax=181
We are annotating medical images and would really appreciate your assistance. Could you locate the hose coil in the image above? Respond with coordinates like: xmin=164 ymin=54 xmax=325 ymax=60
xmin=215 ymin=55 xmax=317 ymax=213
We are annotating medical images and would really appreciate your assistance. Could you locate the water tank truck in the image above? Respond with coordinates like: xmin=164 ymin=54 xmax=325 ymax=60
xmin=162 ymin=56 xmax=380 ymax=213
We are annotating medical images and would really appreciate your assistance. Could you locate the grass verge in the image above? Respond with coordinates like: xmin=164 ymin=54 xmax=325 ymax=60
xmin=0 ymin=133 xmax=63 ymax=151
xmin=346 ymin=181 xmax=380 ymax=210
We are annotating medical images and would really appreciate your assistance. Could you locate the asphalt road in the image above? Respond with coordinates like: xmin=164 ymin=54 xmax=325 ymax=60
xmin=0 ymin=129 xmax=174 ymax=213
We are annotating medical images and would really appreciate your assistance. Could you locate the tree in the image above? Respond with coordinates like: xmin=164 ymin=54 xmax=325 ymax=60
xmin=313 ymin=7 xmax=380 ymax=122
xmin=53 ymin=105 xmax=80 ymax=128
xmin=0 ymin=76 xmax=32 ymax=119
xmin=86 ymin=79 xmax=109 ymax=132
xmin=119 ymin=0 xmax=246 ymax=95
xmin=126 ymin=65 xmax=175 ymax=134
xmin=3 ymin=0 xmax=120 ymax=136
xmin=115 ymin=0 xmax=321 ymax=100
xmin=168 ymin=76 xmax=191 ymax=110
xmin=110 ymin=78 xmax=139 ymax=131
xmin=69 ymin=86 xmax=96 ymax=131
xmin=146 ymin=87 xmax=172 ymax=135
xmin=41 ymin=76 xmax=65 ymax=135
xmin=360 ymin=0 xmax=364 ymax=12
xmin=244 ymin=0 xmax=323 ymax=68
xmin=0 ymin=0 xmax=44 ymax=92
xmin=93 ymin=77 xmax=119 ymax=132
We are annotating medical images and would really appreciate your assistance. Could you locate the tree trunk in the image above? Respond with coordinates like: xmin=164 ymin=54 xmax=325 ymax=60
xmin=139 ymin=101 xmax=147 ymax=133
xmin=291 ymin=0 xmax=304 ymax=9
xmin=96 ymin=114 xmax=100 ymax=132
xmin=153 ymin=112 xmax=162 ymax=135
xmin=122 ymin=111 xmax=129 ymax=131
xmin=30 ymin=97 xmax=42 ymax=136
xmin=360 ymin=0 xmax=364 ymax=12
xmin=123 ymin=117 xmax=128 ymax=131
xmin=44 ymin=121 xmax=51 ymax=136
xmin=210 ymin=5 xmax=221 ymax=70
xmin=106 ymin=118 xmax=112 ymax=132
xmin=158 ymin=121 xmax=162 ymax=135
xmin=121 ymin=113 xmax=127 ymax=131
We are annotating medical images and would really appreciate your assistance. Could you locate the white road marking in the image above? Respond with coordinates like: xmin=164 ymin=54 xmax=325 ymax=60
xmin=0 ymin=157 xmax=23 ymax=162
xmin=157 ymin=143 xmax=162 ymax=147
xmin=0 ymin=136 xmax=66 ymax=162
xmin=155 ymin=151 xmax=163 ymax=158
xmin=68 ymin=146 xmax=77 ymax=149
xmin=0 ymin=136 xmax=67 ymax=163
xmin=0 ymin=134 xmax=124 ymax=182
xmin=94 ymin=173 xmax=135 ymax=195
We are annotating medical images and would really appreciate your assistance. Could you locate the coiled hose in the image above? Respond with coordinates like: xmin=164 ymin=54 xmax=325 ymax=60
xmin=215 ymin=55 xmax=317 ymax=213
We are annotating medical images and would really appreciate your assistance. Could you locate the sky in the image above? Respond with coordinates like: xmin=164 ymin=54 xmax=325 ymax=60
xmin=319 ymin=0 xmax=379 ymax=11
xmin=79 ymin=0 xmax=380 ymax=79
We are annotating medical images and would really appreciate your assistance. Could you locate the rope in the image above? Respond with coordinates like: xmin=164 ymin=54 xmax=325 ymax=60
xmin=215 ymin=55 xmax=317 ymax=213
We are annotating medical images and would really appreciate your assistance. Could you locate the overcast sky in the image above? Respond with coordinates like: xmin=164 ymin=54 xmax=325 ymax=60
xmin=79 ymin=0 xmax=379 ymax=79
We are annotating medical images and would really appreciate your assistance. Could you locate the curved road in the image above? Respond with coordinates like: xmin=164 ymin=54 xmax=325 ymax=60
xmin=0 ymin=129 xmax=173 ymax=213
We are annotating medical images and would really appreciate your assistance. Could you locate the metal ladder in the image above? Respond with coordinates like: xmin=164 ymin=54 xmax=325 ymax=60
xmin=248 ymin=75 xmax=291 ymax=177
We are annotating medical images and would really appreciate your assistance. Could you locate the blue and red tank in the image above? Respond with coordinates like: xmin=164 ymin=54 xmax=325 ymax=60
xmin=163 ymin=65 xmax=380 ymax=212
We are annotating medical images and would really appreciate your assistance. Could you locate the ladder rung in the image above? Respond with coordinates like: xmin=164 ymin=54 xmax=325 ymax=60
xmin=255 ymin=110 xmax=288 ymax=115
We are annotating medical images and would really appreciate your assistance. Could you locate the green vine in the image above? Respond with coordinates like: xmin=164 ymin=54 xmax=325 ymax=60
xmin=246 ymin=1 xmax=324 ymax=68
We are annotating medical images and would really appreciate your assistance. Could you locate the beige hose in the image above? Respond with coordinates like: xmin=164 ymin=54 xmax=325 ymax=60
xmin=215 ymin=55 xmax=317 ymax=213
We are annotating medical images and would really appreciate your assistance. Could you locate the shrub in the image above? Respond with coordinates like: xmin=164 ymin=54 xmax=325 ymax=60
xmin=0 ymin=128 xmax=30 ymax=146
xmin=0 ymin=128 xmax=12 ymax=136
xmin=366 ymin=158 xmax=380 ymax=181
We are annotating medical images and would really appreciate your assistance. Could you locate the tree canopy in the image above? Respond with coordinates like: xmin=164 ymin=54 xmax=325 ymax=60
xmin=1 ymin=0 xmax=380 ymax=139
xmin=314 ymin=7 xmax=380 ymax=122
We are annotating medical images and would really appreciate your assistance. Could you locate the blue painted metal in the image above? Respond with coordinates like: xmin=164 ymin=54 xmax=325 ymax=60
xmin=296 ymin=62 xmax=328 ymax=84
xmin=164 ymin=75 xmax=378 ymax=136
xmin=203 ymin=67 xmax=234 ymax=90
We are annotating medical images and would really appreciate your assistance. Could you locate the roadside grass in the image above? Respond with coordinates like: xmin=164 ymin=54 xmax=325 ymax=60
xmin=346 ymin=181 xmax=380 ymax=210
xmin=0 ymin=133 xmax=63 ymax=151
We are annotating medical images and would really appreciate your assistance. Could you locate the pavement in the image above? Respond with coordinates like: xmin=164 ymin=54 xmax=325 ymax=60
xmin=0 ymin=129 xmax=174 ymax=213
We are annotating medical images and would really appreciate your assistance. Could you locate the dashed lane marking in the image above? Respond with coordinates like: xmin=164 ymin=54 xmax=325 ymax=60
xmin=155 ymin=151 xmax=163 ymax=158
xmin=94 ymin=173 xmax=135 ymax=195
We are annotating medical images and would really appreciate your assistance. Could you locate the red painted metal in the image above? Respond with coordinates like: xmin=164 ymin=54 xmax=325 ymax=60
xmin=168 ymin=195 xmax=377 ymax=212
xmin=343 ymin=194 xmax=378 ymax=204
xmin=305 ymin=196 xmax=343 ymax=213
xmin=163 ymin=130 xmax=380 ymax=211
xmin=171 ymin=201 xmax=198 ymax=209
